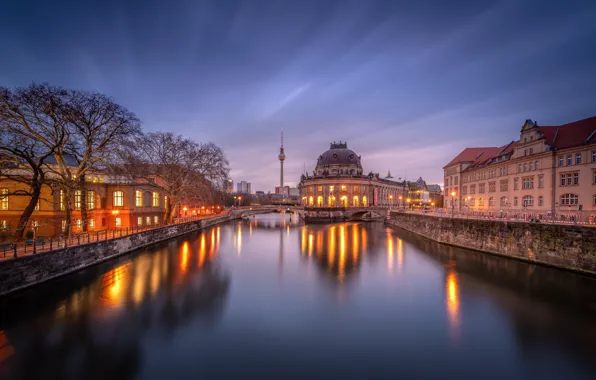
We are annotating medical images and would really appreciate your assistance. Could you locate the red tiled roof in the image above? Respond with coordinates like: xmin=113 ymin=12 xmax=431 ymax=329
xmin=444 ymin=147 xmax=501 ymax=168
xmin=538 ymin=116 xmax=596 ymax=149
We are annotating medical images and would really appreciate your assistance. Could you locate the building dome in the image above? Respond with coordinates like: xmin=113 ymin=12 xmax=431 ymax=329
xmin=314 ymin=142 xmax=363 ymax=177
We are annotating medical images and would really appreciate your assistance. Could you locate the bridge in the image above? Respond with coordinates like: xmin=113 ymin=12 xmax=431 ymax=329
xmin=230 ymin=206 xmax=389 ymax=223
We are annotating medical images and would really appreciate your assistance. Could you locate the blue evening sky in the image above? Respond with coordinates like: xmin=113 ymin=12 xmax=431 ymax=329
xmin=2 ymin=0 xmax=595 ymax=191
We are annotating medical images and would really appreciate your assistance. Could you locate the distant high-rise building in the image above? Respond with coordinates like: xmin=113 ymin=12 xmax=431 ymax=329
xmin=223 ymin=179 xmax=234 ymax=194
xmin=237 ymin=181 xmax=252 ymax=194
xmin=275 ymin=186 xmax=290 ymax=195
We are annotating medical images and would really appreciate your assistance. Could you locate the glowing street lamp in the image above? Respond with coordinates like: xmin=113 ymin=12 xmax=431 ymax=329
xmin=450 ymin=191 xmax=456 ymax=218
xmin=389 ymin=194 xmax=393 ymax=210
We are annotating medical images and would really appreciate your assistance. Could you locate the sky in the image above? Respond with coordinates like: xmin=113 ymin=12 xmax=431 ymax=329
xmin=2 ymin=0 xmax=596 ymax=191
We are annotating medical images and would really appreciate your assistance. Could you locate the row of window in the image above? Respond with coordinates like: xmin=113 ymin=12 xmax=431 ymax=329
xmin=306 ymin=185 xmax=369 ymax=193
xmin=518 ymin=160 xmax=541 ymax=173
xmin=465 ymin=194 xmax=582 ymax=207
xmin=0 ymin=189 xmax=162 ymax=211
xmin=67 ymin=215 xmax=161 ymax=230
xmin=558 ymin=152 xmax=596 ymax=167
xmin=304 ymin=195 xmax=369 ymax=207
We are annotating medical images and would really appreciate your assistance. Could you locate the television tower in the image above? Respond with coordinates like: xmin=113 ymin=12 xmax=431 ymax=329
xmin=278 ymin=128 xmax=286 ymax=189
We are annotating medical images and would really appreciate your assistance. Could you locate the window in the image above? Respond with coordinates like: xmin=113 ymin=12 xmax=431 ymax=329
xmin=87 ymin=191 xmax=95 ymax=210
xmin=479 ymin=183 xmax=485 ymax=193
xmin=445 ymin=178 xmax=450 ymax=186
xmin=594 ymin=195 xmax=596 ymax=206
xmin=470 ymin=184 xmax=476 ymax=194
xmin=538 ymin=196 xmax=544 ymax=206
xmin=523 ymin=163 xmax=528 ymax=172
xmin=489 ymin=197 xmax=495 ymax=207
xmin=74 ymin=190 xmax=81 ymax=210
xmin=317 ymin=186 xmax=323 ymax=192
xmin=535 ymin=160 xmax=540 ymax=170
xmin=500 ymin=180 xmax=508 ymax=192
xmin=566 ymin=155 xmax=572 ymax=165
xmin=353 ymin=185 xmax=359 ymax=192
xmin=60 ymin=190 xmax=65 ymax=211
xmin=514 ymin=197 xmax=518 ymax=207
xmin=522 ymin=195 xmax=534 ymax=207
xmin=62 ymin=220 xmax=67 ymax=232
xmin=529 ymin=162 xmax=534 ymax=171
xmin=576 ymin=153 xmax=582 ymax=165
xmin=341 ymin=185 xmax=347 ymax=192
xmin=152 ymin=192 xmax=159 ymax=207
xmin=76 ymin=219 xmax=82 ymax=229
xmin=560 ymin=173 xmax=579 ymax=186
xmin=137 ymin=216 xmax=142 ymax=226
xmin=488 ymin=182 xmax=496 ymax=193
xmin=592 ymin=151 xmax=596 ymax=162
xmin=518 ymin=164 xmax=522 ymax=173
xmin=115 ymin=217 xmax=122 ymax=227
xmin=146 ymin=216 xmax=151 ymax=225
xmin=469 ymin=198 xmax=475 ymax=206
xmin=522 ymin=177 xmax=534 ymax=189
xmin=479 ymin=197 xmax=484 ymax=206
xmin=329 ymin=186 xmax=334 ymax=192
xmin=524 ymin=149 xmax=527 ymax=156
xmin=462 ymin=186 xmax=468 ymax=195
xmin=513 ymin=178 xmax=519 ymax=190
xmin=454 ymin=177 xmax=459 ymax=185
xmin=135 ymin=190 xmax=143 ymax=207
xmin=529 ymin=148 xmax=533 ymax=155
xmin=113 ymin=191 xmax=124 ymax=207
xmin=538 ymin=175 xmax=544 ymax=188
xmin=560 ymin=194 xmax=578 ymax=206
xmin=593 ymin=171 xmax=596 ymax=184
xmin=89 ymin=219 xmax=95 ymax=228
xmin=154 ymin=216 xmax=159 ymax=224
xmin=558 ymin=156 xmax=563 ymax=167
xmin=500 ymin=196 xmax=507 ymax=206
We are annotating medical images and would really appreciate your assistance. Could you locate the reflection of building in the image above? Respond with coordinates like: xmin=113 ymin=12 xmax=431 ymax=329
xmin=236 ymin=181 xmax=251 ymax=194
xmin=298 ymin=142 xmax=407 ymax=208
xmin=443 ymin=116 xmax=596 ymax=214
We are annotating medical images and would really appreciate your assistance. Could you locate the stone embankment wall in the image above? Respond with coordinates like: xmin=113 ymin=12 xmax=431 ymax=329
xmin=386 ymin=212 xmax=596 ymax=275
xmin=0 ymin=214 xmax=234 ymax=296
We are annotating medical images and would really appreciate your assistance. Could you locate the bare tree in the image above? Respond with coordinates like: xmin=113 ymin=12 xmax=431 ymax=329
xmin=119 ymin=132 xmax=229 ymax=223
xmin=0 ymin=84 xmax=68 ymax=240
xmin=51 ymin=91 xmax=141 ymax=234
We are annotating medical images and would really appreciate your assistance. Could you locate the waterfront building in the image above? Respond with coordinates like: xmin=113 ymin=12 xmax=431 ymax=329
xmin=443 ymin=116 xmax=596 ymax=217
xmin=298 ymin=142 xmax=407 ymax=208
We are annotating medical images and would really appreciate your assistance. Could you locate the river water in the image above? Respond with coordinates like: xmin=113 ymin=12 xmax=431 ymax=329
xmin=1 ymin=213 xmax=595 ymax=380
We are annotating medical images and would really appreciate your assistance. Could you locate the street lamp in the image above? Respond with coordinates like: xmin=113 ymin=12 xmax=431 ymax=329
xmin=450 ymin=191 xmax=456 ymax=218
xmin=111 ymin=209 xmax=119 ymax=230
xmin=183 ymin=206 xmax=188 ymax=217
xmin=389 ymin=194 xmax=393 ymax=210
xmin=406 ymin=198 xmax=411 ymax=210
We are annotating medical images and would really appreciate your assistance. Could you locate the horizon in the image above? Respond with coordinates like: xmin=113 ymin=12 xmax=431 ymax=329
xmin=2 ymin=0 xmax=596 ymax=192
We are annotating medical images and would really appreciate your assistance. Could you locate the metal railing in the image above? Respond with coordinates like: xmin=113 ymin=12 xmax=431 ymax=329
xmin=394 ymin=208 xmax=596 ymax=226
xmin=0 ymin=211 xmax=231 ymax=261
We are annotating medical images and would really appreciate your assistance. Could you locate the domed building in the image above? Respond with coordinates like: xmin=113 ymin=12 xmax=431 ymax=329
xmin=299 ymin=142 xmax=407 ymax=209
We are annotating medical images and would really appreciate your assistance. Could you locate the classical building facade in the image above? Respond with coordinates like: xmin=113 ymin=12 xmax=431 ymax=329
xmin=443 ymin=116 xmax=596 ymax=217
xmin=298 ymin=142 xmax=407 ymax=208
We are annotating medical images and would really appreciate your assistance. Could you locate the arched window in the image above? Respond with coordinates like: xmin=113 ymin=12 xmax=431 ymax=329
xmin=113 ymin=191 xmax=124 ymax=207
xmin=362 ymin=195 xmax=368 ymax=207
xmin=500 ymin=196 xmax=507 ymax=206
xmin=353 ymin=196 xmax=359 ymax=207
xmin=479 ymin=197 xmax=484 ymax=206
xmin=317 ymin=196 xmax=323 ymax=207
xmin=308 ymin=196 xmax=314 ymax=207
xmin=1 ymin=188 xmax=8 ymax=210
xmin=152 ymin=192 xmax=160 ymax=207
xmin=328 ymin=195 xmax=336 ymax=207
xmin=522 ymin=195 xmax=534 ymax=207
xmin=560 ymin=194 xmax=578 ymax=206
xmin=340 ymin=195 xmax=348 ymax=207
xmin=489 ymin=197 xmax=495 ymax=207
xmin=469 ymin=198 xmax=475 ymax=206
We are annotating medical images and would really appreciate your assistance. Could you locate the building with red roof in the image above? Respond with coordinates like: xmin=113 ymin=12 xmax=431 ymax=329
xmin=443 ymin=116 xmax=596 ymax=216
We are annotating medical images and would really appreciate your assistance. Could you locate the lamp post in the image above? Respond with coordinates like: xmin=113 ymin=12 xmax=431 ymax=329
xmin=451 ymin=191 xmax=456 ymax=218
xmin=406 ymin=198 xmax=411 ymax=210
xmin=183 ymin=206 xmax=188 ymax=217
xmin=389 ymin=194 xmax=393 ymax=211
xmin=398 ymin=195 xmax=403 ymax=209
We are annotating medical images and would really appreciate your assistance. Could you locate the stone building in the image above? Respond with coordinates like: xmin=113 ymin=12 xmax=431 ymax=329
xmin=298 ymin=142 xmax=407 ymax=208
xmin=443 ymin=116 xmax=596 ymax=217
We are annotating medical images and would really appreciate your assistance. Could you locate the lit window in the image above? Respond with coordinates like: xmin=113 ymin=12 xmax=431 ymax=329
xmin=154 ymin=216 xmax=159 ymax=224
xmin=62 ymin=220 xmax=67 ymax=232
xmin=2 ymin=188 xmax=10 ymax=210
xmin=135 ymin=190 xmax=143 ymax=207
xmin=522 ymin=195 xmax=533 ymax=207
xmin=115 ymin=217 xmax=122 ymax=227
xmin=317 ymin=186 xmax=323 ymax=192
xmin=576 ymin=153 xmax=582 ymax=165
xmin=329 ymin=186 xmax=335 ymax=192
xmin=76 ymin=219 xmax=82 ymax=229
xmin=87 ymin=191 xmax=95 ymax=210
xmin=479 ymin=197 xmax=484 ymax=206
xmin=0 ymin=220 xmax=7 ymax=229
xmin=500 ymin=197 xmax=507 ymax=206
xmin=60 ymin=190 xmax=65 ymax=211
xmin=74 ymin=190 xmax=82 ymax=210
xmin=89 ymin=219 xmax=95 ymax=228
xmin=538 ymin=175 xmax=544 ymax=188
xmin=31 ymin=220 xmax=38 ymax=227
xmin=146 ymin=216 xmax=151 ymax=225
xmin=152 ymin=192 xmax=159 ymax=207
xmin=341 ymin=185 xmax=347 ymax=191
xmin=560 ymin=194 xmax=578 ymax=206
xmin=138 ymin=216 xmax=142 ymax=226
xmin=353 ymin=185 xmax=359 ymax=192
xmin=113 ymin=191 xmax=124 ymax=207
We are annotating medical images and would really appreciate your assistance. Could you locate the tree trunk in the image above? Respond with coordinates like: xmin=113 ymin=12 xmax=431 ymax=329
xmin=64 ymin=187 xmax=73 ymax=238
xmin=14 ymin=184 xmax=41 ymax=241
xmin=164 ymin=199 xmax=172 ymax=224
xmin=79 ymin=176 xmax=88 ymax=232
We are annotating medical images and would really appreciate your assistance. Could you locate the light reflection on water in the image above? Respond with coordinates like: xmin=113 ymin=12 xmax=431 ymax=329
xmin=0 ymin=213 xmax=595 ymax=380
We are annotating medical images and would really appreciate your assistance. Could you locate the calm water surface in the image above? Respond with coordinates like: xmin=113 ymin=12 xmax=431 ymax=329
xmin=1 ymin=213 xmax=596 ymax=379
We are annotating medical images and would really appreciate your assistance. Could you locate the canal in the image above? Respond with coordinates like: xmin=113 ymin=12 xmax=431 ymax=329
xmin=1 ymin=213 xmax=595 ymax=379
